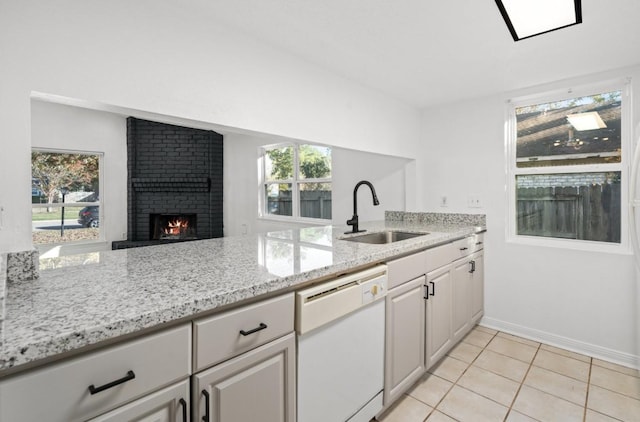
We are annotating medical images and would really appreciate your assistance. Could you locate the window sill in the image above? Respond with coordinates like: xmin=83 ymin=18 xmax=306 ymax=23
xmin=258 ymin=215 xmax=331 ymax=226
xmin=506 ymin=234 xmax=631 ymax=255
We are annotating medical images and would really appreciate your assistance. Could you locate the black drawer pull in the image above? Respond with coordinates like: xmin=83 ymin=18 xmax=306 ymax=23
xmin=88 ymin=370 xmax=135 ymax=395
xmin=179 ymin=398 xmax=187 ymax=422
xmin=240 ymin=322 xmax=268 ymax=336
xmin=476 ymin=241 xmax=483 ymax=245
xmin=202 ymin=390 xmax=210 ymax=422
xmin=460 ymin=247 xmax=468 ymax=251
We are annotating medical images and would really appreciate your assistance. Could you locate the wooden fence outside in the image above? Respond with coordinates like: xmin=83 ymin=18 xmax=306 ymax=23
xmin=517 ymin=183 xmax=620 ymax=243
xmin=268 ymin=190 xmax=332 ymax=219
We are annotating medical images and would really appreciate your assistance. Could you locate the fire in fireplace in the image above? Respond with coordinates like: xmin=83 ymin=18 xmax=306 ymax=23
xmin=151 ymin=214 xmax=197 ymax=240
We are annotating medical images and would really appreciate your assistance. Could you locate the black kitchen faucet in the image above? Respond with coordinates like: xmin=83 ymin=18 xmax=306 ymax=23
xmin=346 ymin=180 xmax=379 ymax=234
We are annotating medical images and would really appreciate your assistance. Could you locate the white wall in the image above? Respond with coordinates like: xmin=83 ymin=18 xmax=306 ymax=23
xmin=30 ymin=101 xmax=128 ymax=247
xmin=0 ymin=0 xmax=421 ymax=253
xmin=419 ymin=66 xmax=640 ymax=366
xmin=223 ymin=133 xmax=411 ymax=237
xmin=332 ymin=148 xmax=410 ymax=225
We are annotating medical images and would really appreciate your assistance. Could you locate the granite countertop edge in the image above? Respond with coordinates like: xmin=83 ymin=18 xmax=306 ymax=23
xmin=0 ymin=219 xmax=485 ymax=374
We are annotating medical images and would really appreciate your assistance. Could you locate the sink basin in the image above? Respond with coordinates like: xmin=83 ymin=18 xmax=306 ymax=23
xmin=341 ymin=230 xmax=428 ymax=244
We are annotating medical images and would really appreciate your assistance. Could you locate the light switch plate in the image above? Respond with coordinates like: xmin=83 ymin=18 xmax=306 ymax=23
xmin=468 ymin=195 xmax=482 ymax=208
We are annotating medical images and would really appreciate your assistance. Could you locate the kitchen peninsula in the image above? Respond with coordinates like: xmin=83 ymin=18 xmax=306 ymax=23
xmin=0 ymin=211 xmax=485 ymax=421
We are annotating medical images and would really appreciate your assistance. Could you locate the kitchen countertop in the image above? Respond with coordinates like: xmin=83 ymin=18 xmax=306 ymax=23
xmin=0 ymin=215 xmax=484 ymax=375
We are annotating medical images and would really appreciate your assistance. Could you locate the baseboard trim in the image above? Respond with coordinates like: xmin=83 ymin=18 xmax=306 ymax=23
xmin=479 ymin=316 xmax=639 ymax=370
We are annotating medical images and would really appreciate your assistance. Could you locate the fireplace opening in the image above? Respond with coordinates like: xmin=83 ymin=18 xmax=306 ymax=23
xmin=151 ymin=214 xmax=197 ymax=240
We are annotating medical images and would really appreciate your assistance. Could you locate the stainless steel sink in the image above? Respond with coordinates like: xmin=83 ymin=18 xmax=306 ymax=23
xmin=341 ymin=230 xmax=428 ymax=244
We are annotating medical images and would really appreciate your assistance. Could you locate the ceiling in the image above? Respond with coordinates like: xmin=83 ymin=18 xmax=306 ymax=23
xmin=193 ymin=0 xmax=640 ymax=108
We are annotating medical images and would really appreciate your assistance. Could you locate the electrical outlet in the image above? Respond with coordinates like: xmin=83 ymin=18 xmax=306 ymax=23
xmin=440 ymin=196 xmax=448 ymax=207
xmin=468 ymin=195 xmax=482 ymax=208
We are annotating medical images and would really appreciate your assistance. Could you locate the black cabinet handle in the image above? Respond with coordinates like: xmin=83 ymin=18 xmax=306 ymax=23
xmin=202 ymin=390 xmax=210 ymax=422
xmin=179 ymin=398 xmax=187 ymax=422
xmin=88 ymin=370 xmax=135 ymax=395
xmin=476 ymin=241 xmax=483 ymax=245
xmin=423 ymin=284 xmax=429 ymax=300
xmin=460 ymin=247 xmax=468 ymax=251
xmin=469 ymin=260 xmax=476 ymax=273
xmin=430 ymin=281 xmax=435 ymax=296
xmin=240 ymin=322 xmax=268 ymax=336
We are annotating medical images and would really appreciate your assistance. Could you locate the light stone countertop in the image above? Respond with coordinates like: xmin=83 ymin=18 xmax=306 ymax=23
xmin=0 ymin=216 xmax=485 ymax=375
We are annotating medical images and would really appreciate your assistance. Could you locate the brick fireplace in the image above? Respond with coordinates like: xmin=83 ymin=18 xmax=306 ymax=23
xmin=112 ymin=118 xmax=223 ymax=249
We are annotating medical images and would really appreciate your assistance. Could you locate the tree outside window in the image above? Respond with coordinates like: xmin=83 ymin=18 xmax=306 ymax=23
xmin=262 ymin=144 xmax=332 ymax=220
xmin=31 ymin=150 xmax=102 ymax=245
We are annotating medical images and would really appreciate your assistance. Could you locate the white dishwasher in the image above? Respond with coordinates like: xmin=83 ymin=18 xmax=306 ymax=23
xmin=296 ymin=265 xmax=387 ymax=422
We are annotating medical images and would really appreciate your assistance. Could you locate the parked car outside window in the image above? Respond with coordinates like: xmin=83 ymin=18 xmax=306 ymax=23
xmin=78 ymin=206 xmax=99 ymax=228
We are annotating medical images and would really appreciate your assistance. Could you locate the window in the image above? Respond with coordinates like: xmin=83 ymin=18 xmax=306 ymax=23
xmin=507 ymin=80 xmax=629 ymax=249
xmin=260 ymin=143 xmax=332 ymax=221
xmin=31 ymin=150 xmax=102 ymax=246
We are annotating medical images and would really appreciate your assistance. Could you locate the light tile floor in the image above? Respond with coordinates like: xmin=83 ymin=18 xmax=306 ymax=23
xmin=376 ymin=325 xmax=640 ymax=422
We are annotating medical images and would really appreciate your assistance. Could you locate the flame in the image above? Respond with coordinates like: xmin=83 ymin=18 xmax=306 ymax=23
xmin=163 ymin=218 xmax=189 ymax=235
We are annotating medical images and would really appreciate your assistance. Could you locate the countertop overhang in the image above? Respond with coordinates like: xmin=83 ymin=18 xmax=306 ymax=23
xmin=0 ymin=218 xmax=485 ymax=376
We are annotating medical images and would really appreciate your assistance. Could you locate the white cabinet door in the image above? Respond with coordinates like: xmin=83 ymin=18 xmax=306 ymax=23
xmin=470 ymin=251 xmax=484 ymax=324
xmin=425 ymin=265 xmax=453 ymax=369
xmin=193 ymin=333 xmax=296 ymax=422
xmin=452 ymin=257 xmax=473 ymax=343
xmin=89 ymin=380 xmax=190 ymax=422
xmin=0 ymin=324 xmax=191 ymax=422
xmin=384 ymin=276 xmax=426 ymax=405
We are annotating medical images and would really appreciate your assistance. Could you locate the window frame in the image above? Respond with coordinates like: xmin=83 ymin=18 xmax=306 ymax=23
xmin=258 ymin=142 xmax=332 ymax=224
xmin=31 ymin=148 xmax=105 ymax=252
xmin=505 ymin=78 xmax=631 ymax=253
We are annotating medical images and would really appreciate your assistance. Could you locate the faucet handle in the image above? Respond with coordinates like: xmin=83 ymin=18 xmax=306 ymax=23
xmin=346 ymin=215 xmax=363 ymax=234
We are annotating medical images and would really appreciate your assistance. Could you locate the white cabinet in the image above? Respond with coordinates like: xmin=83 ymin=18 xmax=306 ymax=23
xmin=425 ymin=264 xmax=453 ymax=369
xmin=424 ymin=234 xmax=485 ymax=369
xmin=192 ymin=293 xmax=296 ymax=422
xmin=384 ymin=275 xmax=426 ymax=405
xmin=0 ymin=292 xmax=296 ymax=422
xmin=193 ymin=294 xmax=294 ymax=372
xmin=89 ymin=380 xmax=190 ymax=422
xmin=452 ymin=257 xmax=472 ymax=343
xmin=0 ymin=324 xmax=191 ymax=422
xmin=192 ymin=333 xmax=296 ymax=422
xmin=452 ymin=250 xmax=484 ymax=343
xmin=470 ymin=251 xmax=484 ymax=324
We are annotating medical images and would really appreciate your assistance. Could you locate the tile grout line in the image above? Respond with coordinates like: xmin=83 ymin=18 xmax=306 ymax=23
xmin=502 ymin=340 xmax=542 ymax=422
xmin=583 ymin=357 xmax=592 ymax=422
xmin=423 ymin=327 xmax=499 ymax=422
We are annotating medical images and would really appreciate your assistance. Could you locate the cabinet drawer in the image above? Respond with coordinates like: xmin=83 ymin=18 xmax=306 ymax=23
xmin=89 ymin=379 xmax=190 ymax=422
xmin=424 ymin=243 xmax=456 ymax=273
xmin=452 ymin=233 xmax=484 ymax=258
xmin=0 ymin=324 xmax=191 ymax=422
xmin=386 ymin=250 xmax=427 ymax=289
xmin=194 ymin=293 xmax=294 ymax=372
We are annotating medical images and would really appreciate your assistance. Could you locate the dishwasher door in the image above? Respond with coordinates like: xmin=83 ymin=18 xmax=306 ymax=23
xmin=298 ymin=299 xmax=385 ymax=422
xmin=296 ymin=265 xmax=387 ymax=422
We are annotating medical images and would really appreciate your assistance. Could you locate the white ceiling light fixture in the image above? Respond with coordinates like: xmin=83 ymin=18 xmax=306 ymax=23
xmin=495 ymin=0 xmax=582 ymax=41
xmin=567 ymin=111 xmax=607 ymax=131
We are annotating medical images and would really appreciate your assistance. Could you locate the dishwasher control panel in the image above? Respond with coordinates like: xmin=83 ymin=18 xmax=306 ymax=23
xmin=296 ymin=265 xmax=388 ymax=335
xmin=361 ymin=274 xmax=387 ymax=304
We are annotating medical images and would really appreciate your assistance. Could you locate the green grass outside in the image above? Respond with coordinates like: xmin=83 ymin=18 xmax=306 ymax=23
xmin=32 ymin=207 xmax=84 ymax=221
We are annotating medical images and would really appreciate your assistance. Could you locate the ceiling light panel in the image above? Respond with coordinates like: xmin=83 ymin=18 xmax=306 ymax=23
xmin=496 ymin=0 xmax=582 ymax=41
